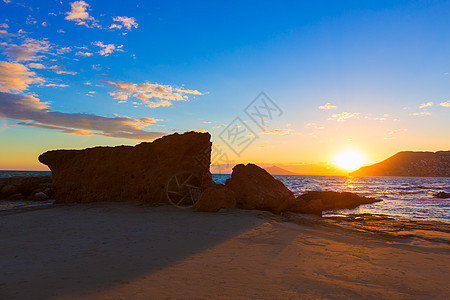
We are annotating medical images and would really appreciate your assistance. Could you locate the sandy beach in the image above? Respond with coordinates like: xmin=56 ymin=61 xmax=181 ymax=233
xmin=1 ymin=203 xmax=449 ymax=299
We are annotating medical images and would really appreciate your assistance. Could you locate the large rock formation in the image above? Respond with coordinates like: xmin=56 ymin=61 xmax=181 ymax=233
xmin=39 ymin=132 xmax=212 ymax=203
xmin=351 ymin=151 xmax=450 ymax=177
xmin=0 ymin=176 xmax=52 ymax=201
xmin=225 ymin=164 xmax=302 ymax=213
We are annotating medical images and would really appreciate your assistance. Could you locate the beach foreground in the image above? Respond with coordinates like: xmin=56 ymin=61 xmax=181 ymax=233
xmin=1 ymin=204 xmax=449 ymax=299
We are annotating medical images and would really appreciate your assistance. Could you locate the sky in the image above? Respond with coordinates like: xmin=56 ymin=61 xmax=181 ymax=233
xmin=0 ymin=0 xmax=449 ymax=173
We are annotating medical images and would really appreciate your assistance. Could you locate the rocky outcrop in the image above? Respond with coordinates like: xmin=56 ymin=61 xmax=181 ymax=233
xmin=39 ymin=132 xmax=212 ymax=203
xmin=194 ymin=184 xmax=236 ymax=212
xmin=296 ymin=191 xmax=381 ymax=214
xmin=225 ymin=164 xmax=299 ymax=213
xmin=0 ymin=176 xmax=52 ymax=201
xmin=351 ymin=151 xmax=450 ymax=177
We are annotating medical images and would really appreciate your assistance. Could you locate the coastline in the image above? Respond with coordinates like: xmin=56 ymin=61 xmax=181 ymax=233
xmin=1 ymin=203 xmax=449 ymax=299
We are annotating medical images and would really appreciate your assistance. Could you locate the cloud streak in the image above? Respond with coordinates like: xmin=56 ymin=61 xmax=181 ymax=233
xmin=419 ymin=102 xmax=433 ymax=109
xmin=440 ymin=101 xmax=450 ymax=107
xmin=328 ymin=112 xmax=359 ymax=122
xmin=319 ymin=103 xmax=337 ymax=110
xmin=263 ymin=128 xmax=292 ymax=135
xmin=410 ymin=111 xmax=432 ymax=116
xmin=103 ymin=80 xmax=202 ymax=108
xmin=0 ymin=92 xmax=165 ymax=140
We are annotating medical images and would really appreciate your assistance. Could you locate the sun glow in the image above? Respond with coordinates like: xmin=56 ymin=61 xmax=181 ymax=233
xmin=334 ymin=150 xmax=366 ymax=171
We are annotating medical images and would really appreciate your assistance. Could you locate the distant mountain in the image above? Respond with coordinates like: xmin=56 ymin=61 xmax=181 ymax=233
xmin=264 ymin=165 xmax=300 ymax=175
xmin=351 ymin=151 xmax=450 ymax=177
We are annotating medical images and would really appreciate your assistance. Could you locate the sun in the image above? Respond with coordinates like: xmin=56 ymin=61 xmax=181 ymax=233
xmin=334 ymin=150 xmax=366 ymax=171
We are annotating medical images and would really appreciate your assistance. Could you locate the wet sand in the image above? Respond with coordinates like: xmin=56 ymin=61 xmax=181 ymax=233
xmin=1 ymin=203 xmax=449 ymax=299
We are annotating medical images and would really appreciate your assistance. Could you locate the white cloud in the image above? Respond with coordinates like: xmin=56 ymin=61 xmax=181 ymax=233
xmin=0 ymin=23 xmax=9 ymax=29
xmin=328 ymin=112 xmax=359 ymax=122
xmin=385 ymin=128 xmax=407 ymax=140
xmin=306 ymin=122 xmax=324 ymax=129
xmin=110 ymin=16 xmax=138 ymax=31
xmin=440 ymin=101 xmax=450 ymax=107
xmin=0 ymin=61 xmax=44 ymax=93
xmin=263 ymin=128 xmax=292 ymax=135
xmin=93 ymin=41 xmax=123 ymax=56
xmin=45 ymin=83 xmax=69 ymax=88
xmin=49 ymin=65 xmax=77 ymax=75
xmin=76 ymin=51 xmax=93 ymax=57
xmin=57 ymin=47 xmax=71 ymax=55
xmin=419 ymin=102 xmax=433 ymax=109
xmin=410 ymin=111 xmax=432 ymax=116
xmin=26 ymin=16 xmax=37 ymax=25
xmin=104 ymin=80 xmax=202 ymax=108
xmin=319 ymin=103 xmax=337 ymax=110
xmin=27 ymin=63 xmax=46 ymax=69
xmin=65 ymin=1 xmax=100 ymax=28
xmin=388 ymin=129 xmax=407 ymax=135
xmin=0 ymin=92 xmax=165 ymax=140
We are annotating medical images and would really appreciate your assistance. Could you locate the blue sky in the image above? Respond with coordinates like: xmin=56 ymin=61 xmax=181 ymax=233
xmin=0 ymin=0 xmax=449 ymax=171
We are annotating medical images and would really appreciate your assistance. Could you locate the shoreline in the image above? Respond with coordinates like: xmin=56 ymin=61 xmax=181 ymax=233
xmin=2 ymin=200 xmax=449 ymax=225
xmin=1 ymin=203 xmax=449 ymax=299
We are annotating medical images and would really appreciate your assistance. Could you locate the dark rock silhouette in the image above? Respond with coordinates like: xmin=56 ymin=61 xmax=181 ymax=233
xmin=351 ymin=151 xmax=450 ymax=177
xmin=225 ymin=164 xmax=300 ymax=213
xmin=0 ymin=176 xmax=52 ymax=200
xmin=433 ymin=191 xmax=450 ymax=199
xmin=194 ymin=184 xmax=236 ymax=212
xmin=39 ymin=132 xmax=212 ymax=203
xmin=296 ymin=191 xmax=381 ymax=214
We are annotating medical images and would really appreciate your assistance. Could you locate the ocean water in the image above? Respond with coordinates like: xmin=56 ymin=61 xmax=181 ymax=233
xmin=213 ymin=174 xmax=450 ymax=223
xmin=0 ymin=170 xmax=51 ymax=178
xmin=1 ymin=171 xmax=448 ymax=222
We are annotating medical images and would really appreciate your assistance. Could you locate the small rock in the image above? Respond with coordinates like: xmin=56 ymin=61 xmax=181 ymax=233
xmin=1 ymin=184 xmax=18 ymax=196
xmin=34 ymin=192 xmax=49 ymax=201
xmin=194 ymin=184 xmax=236 ymax=212
xmin=296 ymin=191 xmax=381 ymax=212
xmin=433 ymin=191 xmax=450 ymax=199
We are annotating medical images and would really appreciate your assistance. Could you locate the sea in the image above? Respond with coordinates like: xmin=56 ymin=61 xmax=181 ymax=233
xmin=1 ymin=171 xmax=449 ymax=223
